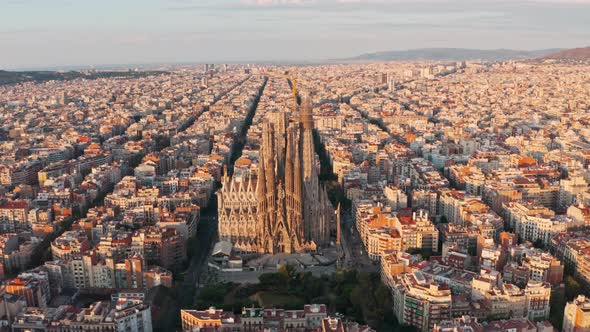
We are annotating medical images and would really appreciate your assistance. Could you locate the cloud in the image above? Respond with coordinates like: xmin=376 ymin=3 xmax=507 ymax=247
xmin=173 ymin=0 xmax=590 ymax=10
xmin=527 ymin=0 xmax=590 ymax=2
xmin=238 ymin=0 xmax=590 ymax=4
xmin=240 ymin=0 xmax=318 ymax=5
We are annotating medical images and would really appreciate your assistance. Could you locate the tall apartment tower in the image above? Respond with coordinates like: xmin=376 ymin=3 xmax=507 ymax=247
xmin=387 ymin=73 xmax=396 ymax=91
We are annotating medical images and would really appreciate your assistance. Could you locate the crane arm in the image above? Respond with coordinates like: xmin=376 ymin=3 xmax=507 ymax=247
xmin=258 ymin=69 xmax=300 ymax=105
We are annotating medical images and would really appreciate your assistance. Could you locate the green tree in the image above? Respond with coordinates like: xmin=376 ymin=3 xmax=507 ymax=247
xmin=375 ymin=283 xmax=392 ymax=309
xmin=197 ymin=283 xmax=232 ymax=307
xmin=258 ymin=273 xmax=283 ymax=290
xmin=549 ymin=284 xmax=566 ymax=330
xmin=565 ymin=276 xmax=583 ymax=300
xmin=349 ymin=286 xmax=365 ymax=323
xmin=278 ymin=264 xmax=298 ymax=287
xmin=302 ymin=273 xmax=325 ymax=300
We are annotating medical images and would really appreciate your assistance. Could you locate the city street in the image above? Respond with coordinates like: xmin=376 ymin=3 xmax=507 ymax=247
xmin=340 ymin=209 xmax=379 ymax=272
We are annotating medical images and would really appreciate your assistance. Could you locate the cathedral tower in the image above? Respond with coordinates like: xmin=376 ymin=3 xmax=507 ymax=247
xmin=217 ymin=93 xmax=334 ymax=254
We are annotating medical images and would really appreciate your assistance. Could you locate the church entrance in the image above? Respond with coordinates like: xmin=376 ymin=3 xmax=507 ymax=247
xmin=274 ymin=230 xmax=290 ymax=254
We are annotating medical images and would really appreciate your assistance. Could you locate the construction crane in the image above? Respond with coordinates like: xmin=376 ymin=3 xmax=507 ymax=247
xmin=258 ymin=67 xmax=301 ymax=105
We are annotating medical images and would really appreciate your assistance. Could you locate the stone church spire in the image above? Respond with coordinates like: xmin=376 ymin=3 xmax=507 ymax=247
xmin=300 ymin=94 xmax=316 ymax=181
xmin=300 ymin=94 xmax=314 ymax=130
xmin=218 ymin=91 xmax=334 ymax=255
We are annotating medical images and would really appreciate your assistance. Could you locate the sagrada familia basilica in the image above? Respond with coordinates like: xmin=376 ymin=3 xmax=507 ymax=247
xmin=217 ymin=96 xmax=335 ymax=254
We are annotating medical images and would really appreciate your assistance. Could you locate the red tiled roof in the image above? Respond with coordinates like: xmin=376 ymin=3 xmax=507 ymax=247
xmin=0 ymin=201 xmax=27 ymax=209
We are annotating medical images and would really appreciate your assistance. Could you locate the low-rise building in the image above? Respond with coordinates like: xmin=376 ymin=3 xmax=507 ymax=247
xmin=564 ymin=295 xmax=590 ymax=332
xmin=181 ymin=304 xmax=333 ymax=332
xmin=390 ymin=272 xmax=452 ymax=332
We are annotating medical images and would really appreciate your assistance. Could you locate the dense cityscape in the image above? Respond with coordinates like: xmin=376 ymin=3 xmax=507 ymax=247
xmin=0 ymin=54 xmax=589 ymax=332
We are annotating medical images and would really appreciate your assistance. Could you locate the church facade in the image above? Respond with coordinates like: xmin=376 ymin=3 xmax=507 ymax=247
xmin=217 ymin=96 xmax=334 ymax=254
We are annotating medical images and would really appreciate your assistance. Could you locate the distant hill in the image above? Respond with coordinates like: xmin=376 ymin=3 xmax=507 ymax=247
xmin=338 ymin=48 xmax=563 ymax=62
xmin=542 ymin=47 xmax=590 ymax=60
xmin=0 ymin=70 xmax=166 ymax=86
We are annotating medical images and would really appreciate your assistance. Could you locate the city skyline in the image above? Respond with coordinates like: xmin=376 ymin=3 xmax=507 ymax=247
xmin=1 ymin=40 xmax=590 ymax=332
xmin=2 ymin=1 xmax=590 ymax=331
xmin=2 ymin=0 xmax=590 ymax=69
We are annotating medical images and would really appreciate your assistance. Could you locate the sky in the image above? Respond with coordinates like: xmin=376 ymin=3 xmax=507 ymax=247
xmin=1 ymin=0 xmax=589 ymax=69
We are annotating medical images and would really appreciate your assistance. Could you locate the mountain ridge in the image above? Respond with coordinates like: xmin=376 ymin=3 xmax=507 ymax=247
xmin=542 ymin=47 xmax=590 ymax=60
xmin=337 ymin=48 xmax=564 ymax=62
